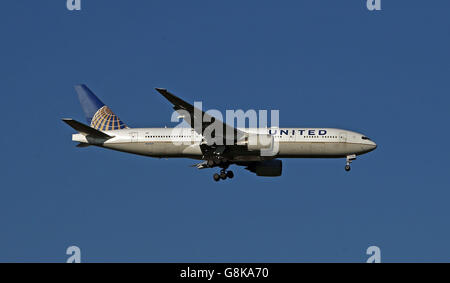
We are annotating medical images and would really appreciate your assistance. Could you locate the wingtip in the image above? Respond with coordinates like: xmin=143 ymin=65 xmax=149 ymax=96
xmin=155 ymin=88 xmax=167 ymax=94
xmin=74 ymin=84 xmax=87 ymax=89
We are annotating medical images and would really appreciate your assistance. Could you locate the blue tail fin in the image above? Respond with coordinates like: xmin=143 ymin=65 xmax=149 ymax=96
xmin=74 ymin=84 xmax=128 ymax=131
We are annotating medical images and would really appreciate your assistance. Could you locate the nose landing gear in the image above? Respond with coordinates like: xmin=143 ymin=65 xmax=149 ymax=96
xmin=345 ymin=154 xmax=356 ymax=172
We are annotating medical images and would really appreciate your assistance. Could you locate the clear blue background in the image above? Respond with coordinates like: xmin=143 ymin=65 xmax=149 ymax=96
xmin=0 ymin=0 xmax=449 ymax=262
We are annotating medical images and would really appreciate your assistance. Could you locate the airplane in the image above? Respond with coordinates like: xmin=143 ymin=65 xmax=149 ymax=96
xmin=62 ymin=85 xmax=377 ymax=181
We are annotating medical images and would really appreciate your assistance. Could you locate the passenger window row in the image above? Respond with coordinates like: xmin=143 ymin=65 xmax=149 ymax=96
xmin=144 ymin=135 xmax=190 ymax=138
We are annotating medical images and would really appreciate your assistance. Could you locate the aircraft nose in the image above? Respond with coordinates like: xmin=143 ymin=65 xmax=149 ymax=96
xmin=361 ymin=141 xmax=377 ymax=154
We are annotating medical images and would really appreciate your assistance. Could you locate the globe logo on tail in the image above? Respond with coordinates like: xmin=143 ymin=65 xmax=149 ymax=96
xmin=91 ymin=106 xmax=127 ymax=131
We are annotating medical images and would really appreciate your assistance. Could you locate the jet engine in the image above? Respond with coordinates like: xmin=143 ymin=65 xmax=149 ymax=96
xmin=245 ymin=160 xmax=282 ymax=177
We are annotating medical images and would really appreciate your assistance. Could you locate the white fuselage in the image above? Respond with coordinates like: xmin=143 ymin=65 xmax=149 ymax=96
xmin=72 ymin=127 xmax=377 ymax=161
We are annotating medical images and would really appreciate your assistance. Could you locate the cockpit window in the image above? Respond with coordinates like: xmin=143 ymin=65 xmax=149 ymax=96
xmin=362 ymin=136 xmax=371 ymax=141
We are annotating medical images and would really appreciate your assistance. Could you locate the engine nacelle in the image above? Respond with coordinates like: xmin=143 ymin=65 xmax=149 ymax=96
xmin=247 ymin=160 xmax=282 ymax=177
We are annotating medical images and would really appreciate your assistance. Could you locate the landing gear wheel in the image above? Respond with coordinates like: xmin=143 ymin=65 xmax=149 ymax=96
xmin=220 ymin=172 xmax=227 ymax=180
xmin=345 ymin=154 xmax=356 ymax=172
xmin=213 ymin=173 xmax=220 ymax=182
xmin=226 ymin=171 xmax=234 ymax=179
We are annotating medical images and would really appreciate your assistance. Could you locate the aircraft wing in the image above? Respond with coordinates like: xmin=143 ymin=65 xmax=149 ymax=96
xmin=155 ymin=88 xmax=246 ymax=145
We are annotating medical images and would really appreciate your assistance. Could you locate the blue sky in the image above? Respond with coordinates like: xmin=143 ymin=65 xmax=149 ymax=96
xmin=0 ymin=0 xmax=449 ymax=262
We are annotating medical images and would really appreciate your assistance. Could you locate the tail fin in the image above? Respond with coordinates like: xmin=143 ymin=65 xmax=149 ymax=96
xmin=74 ymin=84 xmax=128 ymax=131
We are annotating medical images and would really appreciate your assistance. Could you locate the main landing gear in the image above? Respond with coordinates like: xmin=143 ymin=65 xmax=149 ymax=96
xmin=345 ymin=154 xmax=356 ymax=172
xmin=213 ymin=169 xmax=234 ymax=182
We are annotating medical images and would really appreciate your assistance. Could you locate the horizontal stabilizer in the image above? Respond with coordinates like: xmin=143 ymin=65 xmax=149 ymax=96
xmin=62 ymin=118 xmax=113 ymax=139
